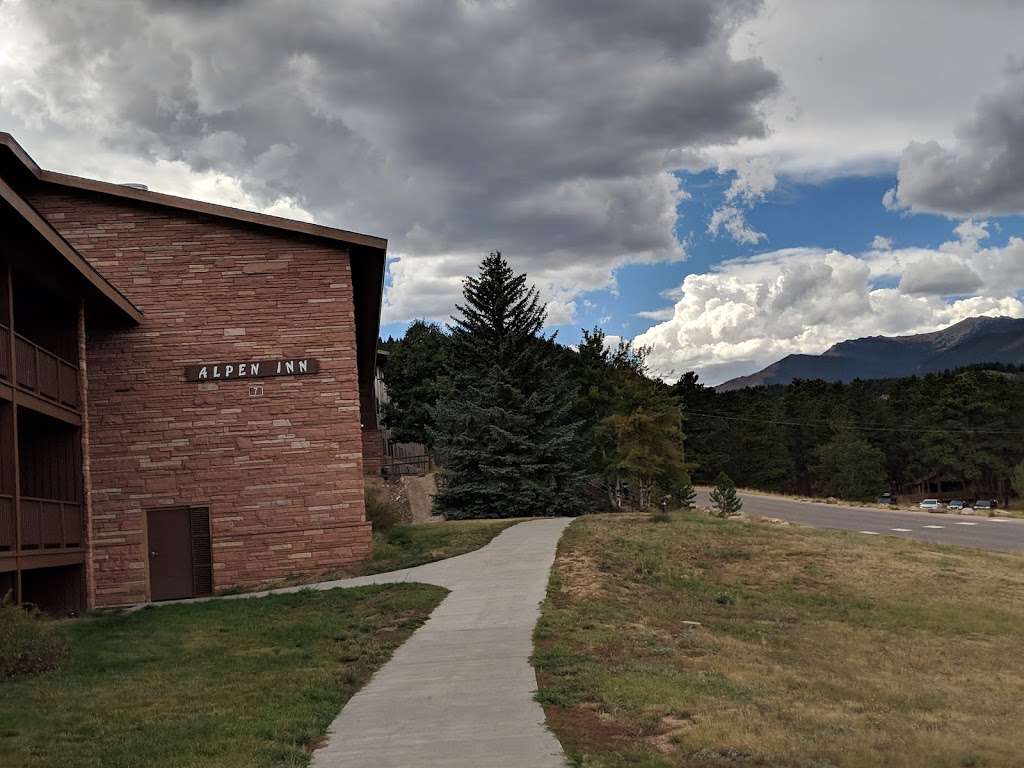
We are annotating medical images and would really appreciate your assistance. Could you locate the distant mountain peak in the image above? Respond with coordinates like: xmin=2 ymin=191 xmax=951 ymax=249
xmin=716 ymin=316 xmax=1024 ymax=391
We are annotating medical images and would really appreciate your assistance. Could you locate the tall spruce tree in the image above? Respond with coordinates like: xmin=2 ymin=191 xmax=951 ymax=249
xmin=431 ymin=252 xmax=585 ymax=519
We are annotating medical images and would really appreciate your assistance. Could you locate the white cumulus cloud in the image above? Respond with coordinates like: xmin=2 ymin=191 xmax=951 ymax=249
xmin=635 ymin=223 xmax=1024 ymax=384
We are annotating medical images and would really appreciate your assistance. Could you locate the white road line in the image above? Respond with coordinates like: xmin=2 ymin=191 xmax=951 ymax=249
xmin=859 ymin=530 xmax=880 ymax=535
xmin=954 ymin=522 xmax=977 ymax=526
xmin=991 ymin=518 xmax=1014 ymax=522
xmin=890 ymin=528 xmax=912 ymax=532
xmin=922 ymin=525 xmax=945 ymax=529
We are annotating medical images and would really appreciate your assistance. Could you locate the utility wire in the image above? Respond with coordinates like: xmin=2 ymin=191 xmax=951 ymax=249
xmin=683 ymin=409 xmax=1024 ymax=436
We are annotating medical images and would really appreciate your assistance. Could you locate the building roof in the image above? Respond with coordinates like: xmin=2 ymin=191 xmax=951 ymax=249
xmin=0 ymin=133 xmax=387 ymax=252
xmin=0 ymin=162 xmax=143 ymax=324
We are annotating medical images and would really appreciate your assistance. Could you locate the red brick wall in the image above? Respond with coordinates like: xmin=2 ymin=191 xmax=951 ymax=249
xmin=27 ymin=188 xmax=372 ymax=607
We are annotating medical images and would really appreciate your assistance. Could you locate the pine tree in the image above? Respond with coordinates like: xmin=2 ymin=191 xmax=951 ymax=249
xmin=431 ymin=252 xmax=585 ymax=519
xmin=380 ymin=320 xmax=448 ymax=447
xmin=710 ymin=472 xmax=742 ymax=517
xmin=1012 ymin=460 xmax=1024 ymax=502
xmin=811 ymin=424 xmax=888 ymax=501
xmin=674 ymin=473 xmax=697 ymax=510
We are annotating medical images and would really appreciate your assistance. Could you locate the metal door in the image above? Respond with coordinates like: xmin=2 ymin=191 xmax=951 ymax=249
xmin=147 ymin=507 xmax=193 ymax=601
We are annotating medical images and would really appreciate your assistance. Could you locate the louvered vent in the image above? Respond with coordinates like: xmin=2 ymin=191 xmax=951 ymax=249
xmin=189 ymin=506 xmax=213 ymax=597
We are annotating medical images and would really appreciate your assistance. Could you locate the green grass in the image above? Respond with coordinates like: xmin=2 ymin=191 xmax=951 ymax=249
xmin=215 ymin=518 xmax=522 ymax=596
xmin=534 ymin=512 xmax=1024 ymax=768
xmin=0 ymin=584 xmax=446 ymax=768
xmin=361 ymin=519 xmax=522 ymax=574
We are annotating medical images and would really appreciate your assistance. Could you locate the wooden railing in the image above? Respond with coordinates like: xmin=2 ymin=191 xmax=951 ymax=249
xmin=0 ymin=324 xmax=10 ymax=382
xmin=0 ymin=495 xmax=13 ymax=551
xmin=13 ymin=333 xmax=79 ymax=410
xmin=18 ymin=497 xmax=83 ymax=551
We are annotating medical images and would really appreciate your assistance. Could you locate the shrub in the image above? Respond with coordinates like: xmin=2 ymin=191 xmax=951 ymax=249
xmin=0 ymin=596 xmax=68 ymax=681
xmin=710 ymin=472 xmax=743 ymax=518
xmin=649 ymin=493 xmax=673 ymax=523
xmin=671 ymin=474 xmax=697 ymax=510
xmin=364 ymin=481 xmax=410 ymax=531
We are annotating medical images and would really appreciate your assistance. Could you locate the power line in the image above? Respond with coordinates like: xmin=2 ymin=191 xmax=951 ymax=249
xmin=683 ymin=409 xmax=1024 ymax=436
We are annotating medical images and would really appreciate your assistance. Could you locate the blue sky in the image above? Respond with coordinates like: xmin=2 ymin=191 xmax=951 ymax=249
xmin=382 ymin=170 xmax=1024 ymax=371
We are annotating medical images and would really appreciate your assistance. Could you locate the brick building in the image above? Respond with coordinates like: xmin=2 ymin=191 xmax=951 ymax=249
xmin=0 ymin=133 xmax=386 ymax=612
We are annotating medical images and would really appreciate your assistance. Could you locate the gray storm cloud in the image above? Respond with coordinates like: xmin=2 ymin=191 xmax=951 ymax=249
xmin=888 ymin=71 xmax=1024 ymax=217
xmin=0 ymin=0 xmax=777 ymax=322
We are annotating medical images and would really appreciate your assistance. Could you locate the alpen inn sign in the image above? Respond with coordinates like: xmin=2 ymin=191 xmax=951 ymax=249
xmin=185 ymin=358 xmax=320 ymax=382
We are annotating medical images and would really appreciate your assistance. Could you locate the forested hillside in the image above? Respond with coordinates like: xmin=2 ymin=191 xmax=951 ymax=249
xmin=676 ymin=366 xmax=1024 ymax=503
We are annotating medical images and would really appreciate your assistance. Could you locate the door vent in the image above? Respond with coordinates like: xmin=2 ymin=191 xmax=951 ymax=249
xmin=189 ymin=506 xmax=213 ymax=597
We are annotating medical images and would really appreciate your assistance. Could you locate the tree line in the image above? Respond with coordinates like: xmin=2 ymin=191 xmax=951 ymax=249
xmin=675 ymin=365 xmax=1024 ymax=504
xmin=382 ymin=253 xmax=1024 ymax=517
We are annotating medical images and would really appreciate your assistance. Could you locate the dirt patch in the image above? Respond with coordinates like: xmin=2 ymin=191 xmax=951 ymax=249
xmin=556 ymin=549 xmax=605 ymax=599
xmin=544 ymin=703 xmax=636 ymax=753
xmin=649 ymin=714 xmax=697 ymax=755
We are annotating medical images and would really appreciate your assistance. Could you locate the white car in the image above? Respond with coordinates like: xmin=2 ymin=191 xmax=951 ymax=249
xmin=919 ymin=498 xmax=942 ymax=511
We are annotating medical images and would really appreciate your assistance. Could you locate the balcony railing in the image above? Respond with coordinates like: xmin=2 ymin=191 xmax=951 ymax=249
xmin=18 ymin=497 xmax=84 ymax=551
xmin=0 ymin=323 xmax=10 ymax=381
xmin=13 ymin=333 xmax=79 ymax=410
xmin=0 ymin=495 xmax=13 ymax=551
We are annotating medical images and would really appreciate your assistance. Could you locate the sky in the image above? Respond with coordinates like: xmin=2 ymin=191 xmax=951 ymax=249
xmin=1 ymin=0 xmax=1023 ymax=384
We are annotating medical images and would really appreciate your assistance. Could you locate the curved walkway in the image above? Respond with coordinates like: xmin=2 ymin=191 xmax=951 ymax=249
xmin=310 ymin=517 xmax=570 ymax=768
xmin=157 ymin=517 xmax=572 ymax=767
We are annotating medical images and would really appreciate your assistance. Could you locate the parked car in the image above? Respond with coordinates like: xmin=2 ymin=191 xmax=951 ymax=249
xmin=973 ymin=499 xmax=997 ymax=512
xmin=876 ymin=493 xmax=897 ymax=505
xmin=946 ymin=500 xmax=965 ymax=511
xmin=919 ymin=498 xmax=943 ymax=511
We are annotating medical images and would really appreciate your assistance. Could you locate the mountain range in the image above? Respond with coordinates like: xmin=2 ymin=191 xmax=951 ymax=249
xmin=716 ymin=316 xmax=1024 ymax=391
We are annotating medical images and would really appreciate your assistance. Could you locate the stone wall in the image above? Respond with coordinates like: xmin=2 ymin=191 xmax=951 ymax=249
xmin=27 ymin=188 xmax=372 ymax=607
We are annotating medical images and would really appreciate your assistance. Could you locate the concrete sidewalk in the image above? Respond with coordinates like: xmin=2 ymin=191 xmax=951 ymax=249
xmin=155 ymin=518 xmax=571 ymax=766
xmin=309 ymin=517 xmax=571 ymax=768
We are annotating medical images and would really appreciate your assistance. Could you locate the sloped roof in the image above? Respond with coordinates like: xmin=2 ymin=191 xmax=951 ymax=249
xmin=0 ymin=132 xmax=386 ymax=252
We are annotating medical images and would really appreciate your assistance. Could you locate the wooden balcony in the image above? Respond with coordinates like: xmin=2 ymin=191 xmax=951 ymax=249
xmin=0 ymin=494 xmax=84 ymax=555
xmin=20 ymin=497 xmax=83 ymax=550
xmin=0 ymin=495 xmax=13 ymax=551
xmin=14 ymin=333 xmax=79 ymax=410
xmin=0 ymin=325 xmax=81 ymax=425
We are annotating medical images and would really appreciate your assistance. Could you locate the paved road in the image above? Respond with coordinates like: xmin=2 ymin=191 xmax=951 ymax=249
xmin=695 ymin=488 xmax=1024 ymax=553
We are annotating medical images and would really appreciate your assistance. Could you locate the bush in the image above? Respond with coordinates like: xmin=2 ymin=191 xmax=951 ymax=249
xmin=0 ymin=596 xmax=68 ymax=680
xmin=364 ymin=481 xmax=410 ymax=531
xmin=669 ymin=473 xmax=697 ymax=510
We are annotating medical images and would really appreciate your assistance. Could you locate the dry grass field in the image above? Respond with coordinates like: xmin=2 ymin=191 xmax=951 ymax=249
xmin=534 ymin=512 xmax=1024 ymax=768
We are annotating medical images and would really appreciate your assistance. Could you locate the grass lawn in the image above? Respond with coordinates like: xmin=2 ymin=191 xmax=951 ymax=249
xmin=361 ymin=518 xmax=522 ymax=573
xmin=0 ymin=584 xmax=446 ymax=768
xmin=256 ymin=519 xmax=522 ymax=591
xmin=534 ymin=512 xmax=1024 ymax=768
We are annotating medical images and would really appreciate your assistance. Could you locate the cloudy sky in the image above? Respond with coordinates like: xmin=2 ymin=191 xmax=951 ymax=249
xmin=2 ymin=0 xmax=1023 ymax=384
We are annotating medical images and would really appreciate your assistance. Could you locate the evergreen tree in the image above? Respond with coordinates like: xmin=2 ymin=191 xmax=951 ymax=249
xmin=380 ymin=320 xmax=448 ymax=447
xmin=811 ymin=417 xmax=888 ymax=501
xmin=431 ymin=252 xmax=585 ymax=519
xmin=1012 ymin=460 xmax=1024 ymax=502
xmin=672 ymin=473 xmax=697 ymax=510
xmin=710 ymin=472 xmax=743 ymax=517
